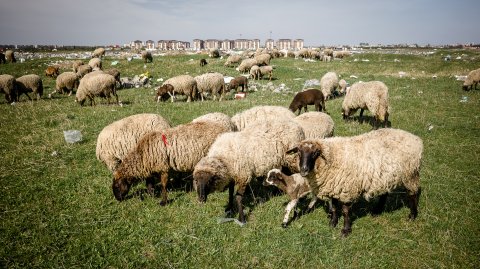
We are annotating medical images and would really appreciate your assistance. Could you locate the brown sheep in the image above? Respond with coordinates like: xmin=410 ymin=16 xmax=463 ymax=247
xmin=228 ymin=76 xmax=249 ymax=92
xmin=155 ymin=84 xmax=175 ymax=102
xmin=45 ymin=66 xmax=60 ymax=78
xmin=288 ymin=89 xmax=326 ymax=115
xmin=141 ymin=51 xmax=153 ymax=63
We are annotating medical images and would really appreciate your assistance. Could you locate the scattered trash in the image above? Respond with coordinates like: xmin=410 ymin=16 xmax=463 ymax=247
xmin=427 ymin=124 xmax=434 ymax=131
xmin=127 ymin=57 xmax=132 ymax=62
xmin=444 ymin=55 xmax=451 ymax=61
xmin=460 ymin=96 xmax=468 ymax=103
xmin=455 ymin=75 xmax=467 ymax=81
xmin=418 ymin=91 xmax=423 ymax=94
xmin=303 ymin=79 xmax=320 ymax=89
xmin=223 ymin=76 xmax=234 ymax=84
xmin=432 ymin=75 xmax=437 ymax=79
xmin=350 ymin=75 xmax=358 ymax=79
xmin=235 ymin=92 xmax=247 ymax=99
xmin=51 ymin=151 xmax=58 ymax=157
xmin=394 ymin=59 xmax=401 ymax=62
xmin=10 ymin=102 xmax=15 ymax=106
xmin=399 ymin=71 xmax=407 ymax=78
xmin=63 ymin=130 xmax=82 ymax=144
xmin=157 ymin=78 xmax=163 ymax=82
xmin=217 ymin=217 xmax=246 ymax=227
xmin=111 ymin=61 xmax=118 ymax=66
xmin=456 ymin=56 xmax=462 ymax=60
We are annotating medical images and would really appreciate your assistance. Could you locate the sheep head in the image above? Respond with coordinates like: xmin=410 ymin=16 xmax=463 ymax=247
xmin=287 ymin=141 xmax=327 ymax=177
xmin=155 ymin=84 xmax=174 ymax=102
xmin=193 ymin=157 xmax=230 ymax=203
xmin=263 ymin=169 xmax=285 ymax=187
xmin=112 ymin=171 xmax=131 ymax=201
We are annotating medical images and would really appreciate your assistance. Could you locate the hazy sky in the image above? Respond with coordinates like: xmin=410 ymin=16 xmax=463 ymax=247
xmin=1 ymin=0 xmax=479 ymax=46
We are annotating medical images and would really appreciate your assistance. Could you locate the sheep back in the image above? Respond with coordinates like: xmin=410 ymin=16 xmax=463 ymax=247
xmin=76 ymin=73 xmax=117 ymax=105
xmin=320 ymin=72 xmax=339 ymax=100
xmin=0 ymin=74 xmax=16 ymax=102
xmin=15 ymin=74 xmax=43 ymax=100
xmin=163 ymin=75 xmax=197 ymax=102
xmin=191 ymin=112 xmax=237 ymax=131
xmin=5 ymin=50 xmax=16 ymax=63
xmin=194 ymin=72 xmax=225 ymax=100
xmin=237 ymin=59 xmax=257 ymax=73
xmin=342 ymin=81 xmax=389 ymax=123
xmin=231 ymin=105 xmax=296 ymax=131
xmin=54 ymin=72 xmax=80 ymax=95
xmin=88 ymin=58 xmax=102 ymax=70
xmin=463 ymin=68 xmax=480 ymax=90
xmin=294 ymin=112 xmax=334 ymax=139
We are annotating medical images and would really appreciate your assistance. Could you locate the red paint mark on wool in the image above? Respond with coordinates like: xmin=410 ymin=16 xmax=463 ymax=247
xmin=162 ymin=134 xmax=168 ymax=146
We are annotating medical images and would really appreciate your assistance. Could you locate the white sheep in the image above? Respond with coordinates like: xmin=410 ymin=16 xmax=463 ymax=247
xmin=112 ymin=113 xmax=235 ymax=205
xmin=254 ymin=53 xmax=271 ymax=66
xmin=50 ymin=72 xmax=80 ymax=98
xmin=0 ymin=74 xmax=16 ymax=103
xmin=224 ymin=55 xmax=242 ymax=67
xmin=72 ymin=60 xmax=85 ymax=72
xmin=338 ymin=79 xmax=348 ymax=94
xmin=286 ymin=128 xmax=423 ymax=236
xmin=92 ymin=47 xmax=106 ymax=58
xmin=162 ymin=75 xmax=198 ymax=102
xmin=258 ymin=66 xmax=274 ymax=81
xmin=88 ymin=58 xmax=102 ymax=70
xmin=76 ymin=64 xmax=92 ymax=78
xmin=96 ymin=113 xmax=172 ymax=173
xmin=231 ymin=105 xmax=296 ymax=131
xmin=75 ymin=73 xmax=118 ymax=106
xmin=249 ymin=65 xmax=260 ymax=80
xmin=194 ymin=72 xmax=226 ymax=101
xmin=237 ymin=58 xmax=257 ymax=73
xmin=293 ymin=112 xmax=334 ymax=139
xmin=320 ymin=71 xmax=339 ymax=100
xmin=191 ymin=112 xmax=237 ymax=131
xmin=15 ymin=74 xmax=43 ymax=101
xmin=193 ymin=119 xmax=305 ymax=223
xmin=342 ymin=80 xmax=389 ymax=128
xmin=462 ymin=68 xmax=480 ymax=91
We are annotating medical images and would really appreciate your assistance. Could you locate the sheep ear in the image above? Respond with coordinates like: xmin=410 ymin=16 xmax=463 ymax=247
xmin=286 ymin=147 xmax=298 ymax=154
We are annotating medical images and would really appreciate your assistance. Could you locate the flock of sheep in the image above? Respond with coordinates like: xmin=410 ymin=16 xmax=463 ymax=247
xmin=1 ymin=47 xmax=478 ymax=237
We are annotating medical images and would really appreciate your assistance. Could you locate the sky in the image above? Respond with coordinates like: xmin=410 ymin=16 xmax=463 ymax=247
xmin=0 ymin=0 xmax=479 ymax=47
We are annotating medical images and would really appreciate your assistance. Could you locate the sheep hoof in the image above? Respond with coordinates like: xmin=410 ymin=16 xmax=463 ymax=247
xmin=341 ymin=228 xmax=351 ymax=237
xmin=329 ymin=218 xmax=338 ymax=228
xmin=159 ymin=200 xmax=167 ymax=206
xmin=282 ymin=223 xmax=288 ymax=228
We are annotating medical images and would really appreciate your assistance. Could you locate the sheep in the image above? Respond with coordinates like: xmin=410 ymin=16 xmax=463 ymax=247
xmin=320 ymin=72 xmax=339 ymax=100
xmin=258 ymin=65 xmax=273 ymax=80
xmin=72 ymin=60 xmax=85 ymax=72
xmin=193 ymin=119 xmax=305 ymax=224
xmin=209 ymin=48 xmax=220 ymax=58
xmin=0 ymin=52 xmax=5 ymax=64
xmin=200 ymin=58 xmax=208 ymax=66
xmin=342 ymin=80 xmax=389 ymax=128
xmin=88 ymin=58 xmax=102 ymax=70
xmin=104 ymin=68 xmax=121 ymax=85
xmin=286 ymin=128 xmax=423 ymax=236
xmin=155 ymin=84 xmax=175 ymax=102
xmin=162 ymin=75 xmax=198 ymax=102
xmin=92 ymin=47 xmax=106 ymax=58
xmin=254 ymin=53 xmax=271 ymax=66
xmin=228 ymin=76 xmax=249 ymax=92
xmin=112 ymin=113 xmax=235 ymax=205
xmin=338 ymin=79 xmax=348 ymax=94
xmin=49 ymin=71 xmax=80 ymax=98
xmin=237 ymin=58 xmax=257 ymax=73
xmin=462 ymin=68 xmax=480 ymax=91
xmin=96 ymin=113 xmax=171 ymax=173
xmin=231 ymin=105 xmax=296 ymax=131
xmin=141 ymin=51 xmax=153 ymax=63
xmin=5 ymin=50 xmax=16 ymax=63
xmin=194 ymin=72 xmax=226 ymax=101
xmin=75 ymin=73 xmax=118 ymax=106
xmin=191 ymin=112 xmax=237 ymax=131
xmin=0 ymin=74 xmax=16 ymax=103
xmin=249 ymin=65 xmax=260 ymax=80
xmin=224 ymin=55 xmax=242 ymax=67
xmin=288 ymin=89 xmax=326 ymax=115
xmin=76 ymin=64 xmax=92 ymax=78
xmin=45 ymin=66 xmax=60 ymax=78
xmin=293 ymin=112 xmax=334 ymax=139
xmin=15 ymin=74 xmax=43 ymax=101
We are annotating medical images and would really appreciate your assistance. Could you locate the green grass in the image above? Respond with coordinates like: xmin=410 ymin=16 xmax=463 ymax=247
xmin=1 ymin=49 xmax=479 ymax=268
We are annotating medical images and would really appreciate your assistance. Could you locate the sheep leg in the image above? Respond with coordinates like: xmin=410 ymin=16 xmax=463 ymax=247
xmin=372 ymin=194 xmax=388 ymax=216
xmin=341 ymin=202 xmax=352 ymax=237
xmin=282 ymin=199 xmax=298 ymax=228
xmin=145 ymin=176 xmax=156 ymax=196
xmin=359 ymin=109 xmax=364 ymax=118
xmin=329 ymin=198 xmax=340 ymax=227
xmin=225 ymin=181 xmax=235 ymax=217
xmin=235 ymin=186 xmax=247 ymax=223
xmin=407 ymin=188 xmax=421 ymax=220
xmin=159 ymin=172 xmax=169 ymax=206
xmin=307 ymin=196 xmax=318 ymax=212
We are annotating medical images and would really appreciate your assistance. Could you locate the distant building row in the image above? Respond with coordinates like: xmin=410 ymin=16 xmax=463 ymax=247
xmin=129 ymin=38 xmax=304 ymax=51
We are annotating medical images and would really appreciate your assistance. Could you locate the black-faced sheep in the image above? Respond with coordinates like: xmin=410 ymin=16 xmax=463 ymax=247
xmin=5 ymin=50 xmax=16 ymax=63
xmin=112 ymin=114 xmax=235 ymax=205
xmin=45 ymin=66 xmax=60 ymax=78
xmin=162 ymin=75 xmax=197 ymax=102
xmin=288 ymin=89 xmax=326 ymax=115
xmin=0 ymin=74 xmax=17 ymax=103
xmin=462 ymin=68 xmax=480 ymax=91
xmin=228 ymin=76 xmax=249 ymax=92
xmin=194 ymin=72 xmax=225 ymax=101
xmin=342 ymin=81 xmax=389 ymax=128
xmin=200 ymin=58 xmax=208 ymax=66
xmin=142 ymin=51 xmax=153 ymax=63
xmin=50 ymin=71 xmax=80 ymax=98
xmin=286 ymin=128 xmax=423 ymax=236
xmin=193 ymin=119 xmax=305 ymax=224
xmin=75 ymin=73 xmax=118 ymax=106
xmin=15 ymin=74 xmax=43 ymax=101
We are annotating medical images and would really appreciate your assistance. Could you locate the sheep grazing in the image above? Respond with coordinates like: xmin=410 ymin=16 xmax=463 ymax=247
xmin=96 ymin=113 xmax=171 ymax=173
xmin=45 ymin=66 xmax=60 ymax=78
xmin=76 ymin=64 xmax=92 ymax=78
xmin=92 ymin=47 xmax=106 ymax=58
xmin=193 ymin=119 xmax=305 ymax=224
xmin=287 ymin=128 xmax=423 ymax=236
xmin=50 ymin=72 xmax=80 ymax=98
xmin=264 ymin=169 xmax=320 ymax=227
xmin=191 ymin=112 xmax=237 ymax=131
xmin=228 ymin=76 xmax=249 ymax=92
xmin=342 ymin=80 xmax=389 ymax=128
xmin=72 ymin=60 xmax=85 ymax=72
xmin=200 ymin=58 xmax=208 ymax=66
xmin=231 ymin=105 xmax=296 ymax=131
xmin=104 ymin=68 xmax=121 ymax=85
xmin=15 ymin=74 xmax=43 ymax=101
xmin=155 ymin=84 xmax=175 ymax=102
xmin=288 ymin=89 xmax=326 ymax=115
xmin=224 ymin=55 xmax=242 ymax=67
xmin=0 ymin=74 xmax=17 ymax=103
xmin=142 ymin=51 xmax=153 ymax=63
xmin=194 ymin=72 xmax=225 ymax=101
xmin=338 ymin=79 xmax=348 ymax=95
xmin=75 ymin=73 xmax=118 ymax=106
xmin=249 ymin=65 xmax=260 ymax=80
xmin=293 ymin=112 xmax=334 ymax=139
xmin=254 ymin=53 xmax=271 ymax=66
xmin=462 ymin=68 xmax=480 ymax=91
xmin=88 ymin=58 xmax=102 ymax=70
xmin=162 ymin=75 xmax=197 ymax=102
xmin=209 ymin=48 xmax=220 ymax=58
xmin=258 ymin=66 xmax=274 ymax=80
xmin=112 ymin=113 xmax=235 ymax=205
xmin=320 ymin=72 xmax=339 ymax=100
xmin=237 ymin=58 xmax=257 ymax=73
xmin=5 ymin=50 xmax=16 ymax=63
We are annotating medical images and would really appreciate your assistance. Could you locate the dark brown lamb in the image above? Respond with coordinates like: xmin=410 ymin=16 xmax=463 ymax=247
xmin=228 ymin=76 xmax=249 ymax=92
xmin=288 ymin=88 xmax=326 ymax=115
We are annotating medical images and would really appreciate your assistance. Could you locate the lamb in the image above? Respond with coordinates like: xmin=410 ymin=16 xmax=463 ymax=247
xmin=231 ymin=105 xmax=296 ymax=131
xmin=75 ymin=73 xmax=118 ymax=106
xmin=76 ymin=64 xmax=92 ymax=78
xmin=338 ymin=79 xmax=348 ymax=94
xmin=288 ymin=89 xmax=326 ymax=115
xmin=15 ymin=74 xmax=43 ymax=101
xmin=200 ymin=58 xmax=208 ymax=66
xmin=194 ymin=72 xmax=225 ymax=101
xmin=228 ymin=76 xmax=249 ymax=92
xmin=88 ymin=58 xmax=102 ymax=70
xmin=0 ymin=74 xmax=16 ymax=103
xmin=193 ymin=119 xmax=305 ymax=223
xmin=293 ymin=112 xmax=334 ymax=139
xmin=45 ymin=66 xmax=60 ymax=78
xmin=49 ymin=72 xmax=80 ymax=98
xmin=237 ymin=58 xmax=257 ymax=73
xmin=224 ymin=55 xmax=242 ymax=67
xmin=286 ymin=128 xmax=423 ymax=236
xmin=254 ymin=53 xmax=271 ymax=66
xmin=162 ymin=75 xmax=198 ymax=102
xmin=462 ymin=68 xmax=480 ymax=91
xmin=72 ymin=60 xmax=85 ymax=72
xmin=258 ymin=65 xmax=274 ymax=80
xmin=92 ymin=47 xmax=106 ymax=58
xmin=141 ymin=51 xmax=153 ymax=63
xmin=112 ymin=113 xmax=235 ymax=205
xmin=96 ymin=113 xmax=171 ymax=173
xmin=320 ymin=72 xmax=339 ymax=100
xmin=342 ymin=80 xmax=389 ymax=128
xmin=249 ymin=65 xmax=260 ymax=80
xmin=155 ymin=84 xmax=175 ymax=102
xmin=5 ymin=50 xmax=16 ymax=63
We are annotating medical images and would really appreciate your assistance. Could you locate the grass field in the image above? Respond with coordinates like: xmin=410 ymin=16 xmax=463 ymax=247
xmin=1 ymin=48 xmax=479 ymax=268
